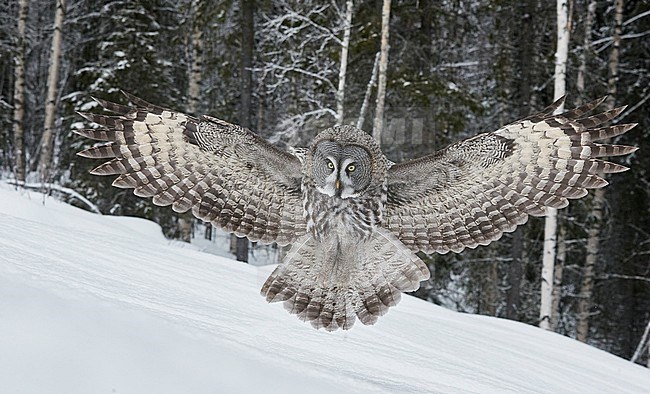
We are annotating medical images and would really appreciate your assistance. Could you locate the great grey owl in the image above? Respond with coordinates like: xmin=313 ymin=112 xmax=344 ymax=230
xmin=76 ymin=92 xmax=637 ymax=331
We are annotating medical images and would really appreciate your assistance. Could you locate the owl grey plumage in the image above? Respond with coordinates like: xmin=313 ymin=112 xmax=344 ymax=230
xmin=261 ymin=126 xmax=429 ymax=330
xmin=76 ymin=92 xmax=637 ymax=331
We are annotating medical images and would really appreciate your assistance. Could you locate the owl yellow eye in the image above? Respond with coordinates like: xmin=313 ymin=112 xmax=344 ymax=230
xmin=327 ymin=161 xmax=335 ymax=170
xmin=347 ymin=164 xmax=356 ymax=172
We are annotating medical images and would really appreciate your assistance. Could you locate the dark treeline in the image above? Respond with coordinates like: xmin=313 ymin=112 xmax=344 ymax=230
xmin=0 ymin=0 xmax=648 ymax=364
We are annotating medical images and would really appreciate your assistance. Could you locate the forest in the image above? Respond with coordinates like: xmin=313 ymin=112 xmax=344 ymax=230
xmin=0 ymin=0 xmax=648 ymax=365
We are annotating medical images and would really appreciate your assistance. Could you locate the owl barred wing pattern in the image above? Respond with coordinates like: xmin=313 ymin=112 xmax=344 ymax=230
xmin=385 ymin=97 xmax=638 ymax=254
xmin=76 ymin=92 xmax=306 ymax=245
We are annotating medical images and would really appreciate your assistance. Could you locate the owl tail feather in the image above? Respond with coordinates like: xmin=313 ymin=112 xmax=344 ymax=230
xmin=260 ymin=228 xmax=430 ymax=331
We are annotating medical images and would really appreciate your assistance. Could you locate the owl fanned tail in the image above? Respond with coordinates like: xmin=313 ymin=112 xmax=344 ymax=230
xmin=261 ymin=228 xmax=430 ymax=331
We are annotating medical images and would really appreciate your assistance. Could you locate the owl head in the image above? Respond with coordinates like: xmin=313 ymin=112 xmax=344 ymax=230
xmin=306 ymin=125 xmax=387 ymax=199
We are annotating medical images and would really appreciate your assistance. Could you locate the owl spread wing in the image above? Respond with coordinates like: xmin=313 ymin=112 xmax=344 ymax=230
xmin=384 ymin=96 xmax=638 ymax=254
xmin=76 ymin=92 xmax=306 ymax=245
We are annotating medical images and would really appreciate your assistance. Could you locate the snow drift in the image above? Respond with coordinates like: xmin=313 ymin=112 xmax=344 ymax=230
xmin=0 ymin=182 xmax=648 ymax=393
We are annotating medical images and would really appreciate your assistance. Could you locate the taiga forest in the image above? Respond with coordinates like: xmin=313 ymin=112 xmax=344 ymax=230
xmin=0 ymin=0 xmax=648 ymax=366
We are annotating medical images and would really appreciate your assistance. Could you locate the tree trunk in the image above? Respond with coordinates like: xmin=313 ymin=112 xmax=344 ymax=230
xmin=485 ymin=259 xmax=498 ymax=317
xmin=604 ymin=0 xmax=623 ymax=112
xmin=336 ymin=0 xmax=353 ymax=126
xmin=240 ymin=0 xmax=254 ymax=130
xmin=504 ymin=2 xmax=534 ymax=320
xmin=576 ymin=1 xmax=597 ymax=106
xmin=187 ymin=0 xmax=203 ymax=115
xmin=177 ymin=217 xmax=192 ymax=243
xmin=357 ymin=52 xmax=379 ymax=130
xmin=505 ymin=228 xmax=523 ymax=320
xmin=552 ymin=0 xmax=595 ymax=333
xmin=372 ymin=0 xmax=391 ymax=144
xmin=12 ymin=0 xmax=29 ymax=182
xmin=550 ymin=226 xmax=566 ymax=331
xmin=38 ymin=0 xmax=65 ymax=183
xmin=235 ymin=0 xmax=255 ymax=263
xmin=205 ymin=222 xmax=212 ymax=240
xmin=540 ymin=0 xmax=569 ymax=331
xmin=178 ymin=0 xmax=205 ymax=244
xmin=631 ymin=319 xmax=650 ymax=364
xmin=576 ymin=0 xmax=623 ymax=343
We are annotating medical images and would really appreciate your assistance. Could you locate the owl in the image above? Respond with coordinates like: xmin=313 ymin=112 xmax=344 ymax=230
xmin=76 ymin=92 xmax=637 ymax=331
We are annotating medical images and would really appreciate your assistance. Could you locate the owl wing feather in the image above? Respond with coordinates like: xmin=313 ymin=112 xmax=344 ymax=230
xmin=76 ymin=91 xmax=306 ymax=245
xmin=385 ymin=96 xmax=638 ymax=254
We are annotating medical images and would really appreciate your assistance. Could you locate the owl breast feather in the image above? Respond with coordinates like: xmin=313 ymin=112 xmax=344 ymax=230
xmin=303 ymin=187 xmax=385 ymax=242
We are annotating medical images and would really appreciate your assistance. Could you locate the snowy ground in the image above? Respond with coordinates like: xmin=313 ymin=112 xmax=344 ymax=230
xmin=1 ymin=182 xmax=648 ymax=393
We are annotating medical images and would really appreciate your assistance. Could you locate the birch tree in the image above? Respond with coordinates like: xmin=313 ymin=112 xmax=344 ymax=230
xmin=335 ymin=0 xmax=353 ymax=126
xmin=38 ymin=0 xmax=65 ymax=183
xmin=576 ymin=0 xmax=624 ymax=343
xmin=631 ymin=319 xmax=650 ymax=365
xmin=372 ymin=0 xmax=391 ymax=143
xmin=357 ymin=52 xmax=379 ymax=129
xmin=540 ymin=0 xmax=569 ymax=331
xmin=12 ymin=0 xmax=29 ymax=182
xmin=550 ymin=0 xmax=597 ymax=333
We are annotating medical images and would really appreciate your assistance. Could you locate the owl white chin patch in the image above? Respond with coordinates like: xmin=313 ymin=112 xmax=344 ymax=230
xmin=341 ymin=188 xmax=360 ymax=199
xmin=316 ymin=185 xmax=336 ymax=197
xmin=316 ymin=185 xmax=359 ymax=199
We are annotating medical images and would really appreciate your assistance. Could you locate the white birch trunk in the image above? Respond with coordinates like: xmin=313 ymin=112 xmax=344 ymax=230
xmin=631 ymin=320 xmax=650 ymax=364
xmin=12 ymin=0 xmax=29 ymax=182
xmin=336 ymin=0 xmax=353 ymax=126
xmin=357 ymin=52 xmax=380 ymax=130
xmin=576 ymin=0 xmax=624 ymax=343
xmin=549 ymin=0 xmax=597 ymax=332
xmin=576 ymin=1 xmax=597 ymax=105
xmin=372 ymin=0 xmax=391 ymax=144
xmin=540 ymin=0 xmax=569 ymax=331
xmin=38 ymin=0 xmax=65 ymax=183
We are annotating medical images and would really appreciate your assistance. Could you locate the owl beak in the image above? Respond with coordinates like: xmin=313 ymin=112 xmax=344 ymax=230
xmin=335 ymin=179 xmax=341 ymax=191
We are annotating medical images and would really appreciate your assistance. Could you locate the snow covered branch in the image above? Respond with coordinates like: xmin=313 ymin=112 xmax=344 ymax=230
xmin=6 ymin=180 xmax=102 ymax=214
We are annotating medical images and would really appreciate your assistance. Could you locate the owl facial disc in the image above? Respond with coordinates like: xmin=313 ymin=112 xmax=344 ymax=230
xmin=313 ymin=140 xmax=372 ymax=200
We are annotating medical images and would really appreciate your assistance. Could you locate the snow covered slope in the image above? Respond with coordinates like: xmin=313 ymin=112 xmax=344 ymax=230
xmin=0 ymin=183 xmax=648 ymax=393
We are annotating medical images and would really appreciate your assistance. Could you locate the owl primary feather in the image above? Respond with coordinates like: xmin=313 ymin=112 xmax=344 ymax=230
xmin=76 ymin=92 xmax=637 ymax=331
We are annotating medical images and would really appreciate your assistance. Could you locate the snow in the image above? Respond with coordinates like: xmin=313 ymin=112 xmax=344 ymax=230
xmin=79 ymin=99 xmax=99 ymax=112
xmin=1 ymin=182 xmax=648 ymax=393
xmin=70 ymin=121 xmax=86 ymax=130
